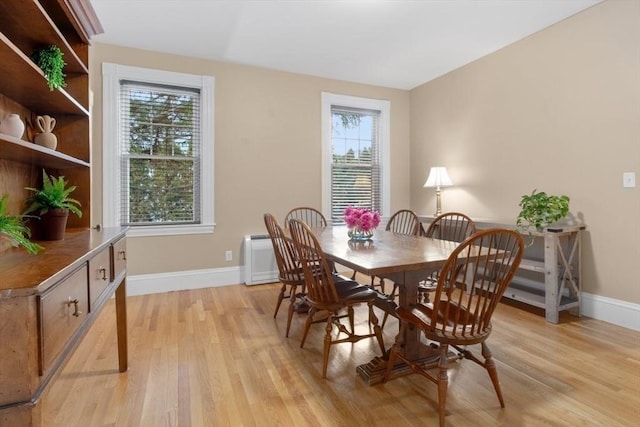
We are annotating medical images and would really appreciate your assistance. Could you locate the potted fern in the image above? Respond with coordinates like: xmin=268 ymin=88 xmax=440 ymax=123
xmin=31 ymin=45 xmax=66 ymax=91
xmin=0 ymin=194 xmax=43 ymax=254
xmin=24 ymin=170 xmax=82 ymax=240
xmin=516 ymin=189 xmax=570 ymax=232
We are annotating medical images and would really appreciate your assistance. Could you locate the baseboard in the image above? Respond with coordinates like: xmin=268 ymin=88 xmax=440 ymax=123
xmin=126 ymin=269 xmax=639 ymax=331
xmin=126 ymin=266 xmax=243 ymax=296
xmin=581 ymin=292 xmax=640 ymax=331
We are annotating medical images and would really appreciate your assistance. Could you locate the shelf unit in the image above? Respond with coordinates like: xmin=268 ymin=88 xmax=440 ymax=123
xmin=420 ymin=216 xmax=585 ymax=323
xmin=505 ymin=225 xmax=584 ymax=323
xmin=0 ymin=2 xmax=129 ymax=427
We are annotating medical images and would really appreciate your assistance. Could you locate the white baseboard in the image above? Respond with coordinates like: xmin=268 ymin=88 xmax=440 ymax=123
xmin=581 ymin=292 xmax=640 ymax=331
xmin=126 ymin=266 xmax=243 ymax=296
xmin=126 ymin=269 xmax=639 ymax=331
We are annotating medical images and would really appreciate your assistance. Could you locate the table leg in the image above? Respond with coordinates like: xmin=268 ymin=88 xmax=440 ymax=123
xmin=357 ymin=271 xmax=441 ymax=385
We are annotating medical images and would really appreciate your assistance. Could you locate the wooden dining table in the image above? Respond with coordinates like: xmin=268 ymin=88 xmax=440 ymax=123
xmin=311 ymin=226 xmax=463 ymax=385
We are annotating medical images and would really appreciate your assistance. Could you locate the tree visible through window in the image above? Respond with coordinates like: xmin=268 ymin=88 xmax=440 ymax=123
xmin=330 ymin=106 xmax=381 ymax=224
xmin=121 ymin=82 xmax=201 ymax=225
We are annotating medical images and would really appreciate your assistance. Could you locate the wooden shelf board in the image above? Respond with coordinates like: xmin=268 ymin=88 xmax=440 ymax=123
xmin=505 ymin=281 xmax=578 ymax=310
xmin=0 ymin=33 xmax=88 ymax=116
xmin=504 ymin=286 xmax=546 ymax=309
xmin=0 ymin=0 xmax=88 ymax=74
xmin=518 ymin=258 xmax=545 ymax=272
xmin=0 ymin=135 xmax=90 ymax=169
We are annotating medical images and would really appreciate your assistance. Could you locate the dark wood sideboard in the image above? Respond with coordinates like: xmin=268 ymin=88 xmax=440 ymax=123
xmin=0 ymin=227 xmax=128 ymax=426
xmin=0 ymin=1 xmax=127 ymax=425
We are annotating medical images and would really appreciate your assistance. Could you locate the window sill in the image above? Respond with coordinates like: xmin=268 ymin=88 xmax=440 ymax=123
xmin=125 ymin=224 xmax=215 ymax=238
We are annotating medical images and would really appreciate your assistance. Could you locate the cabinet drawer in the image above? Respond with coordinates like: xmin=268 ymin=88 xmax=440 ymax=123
xmin=39 ymin=264 xmax=89 ymax=374
xmin=112 ymin=237 xmax=127 ymax=280
xmin=89 ymin=247 xmax=111 ymax=310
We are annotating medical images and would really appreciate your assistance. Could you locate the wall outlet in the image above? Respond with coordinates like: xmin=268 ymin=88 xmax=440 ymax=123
xmin=225 ymin=250 xmax=232 ymax=261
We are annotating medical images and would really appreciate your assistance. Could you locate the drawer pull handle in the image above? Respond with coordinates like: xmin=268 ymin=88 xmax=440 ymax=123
xmin=99 ymin=267 xmax=108 ymax=281
xmin=67 ymin=298 xmax=82 ymax=317
xmin=118 ymin=250 xmax=127 ymax=261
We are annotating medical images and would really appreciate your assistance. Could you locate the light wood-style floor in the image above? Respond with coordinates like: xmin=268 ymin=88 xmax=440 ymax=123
xmin=41 ymin=279 xmax=640 ymax=426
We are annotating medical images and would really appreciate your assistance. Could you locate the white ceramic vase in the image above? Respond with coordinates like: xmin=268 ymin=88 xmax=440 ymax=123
xmin=0 ymin=113 xmax=25 ymax=139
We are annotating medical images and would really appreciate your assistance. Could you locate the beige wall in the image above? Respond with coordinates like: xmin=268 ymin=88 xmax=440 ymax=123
xmin=409 ymin=0 xmax=640 ymax=303
xmin=90 ymin=0 xmax=638 ymax=305
xmin=89 ymin=45 xmax=411 ymax=276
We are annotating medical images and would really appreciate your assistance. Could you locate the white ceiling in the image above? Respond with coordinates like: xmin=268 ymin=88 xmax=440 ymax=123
xmin=91 ymin=0 xmax=601 ymax=90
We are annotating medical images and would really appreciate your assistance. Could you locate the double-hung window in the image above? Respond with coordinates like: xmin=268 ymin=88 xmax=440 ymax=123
xmin=321 ymin=93 xmax=390 ymax=224
xmin=102 ymin=64 xmax=214 ymax=236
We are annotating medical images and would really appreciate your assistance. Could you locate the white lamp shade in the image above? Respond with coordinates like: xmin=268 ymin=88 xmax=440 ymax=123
xmin=424 ymin=167 xmax=453 ymax=188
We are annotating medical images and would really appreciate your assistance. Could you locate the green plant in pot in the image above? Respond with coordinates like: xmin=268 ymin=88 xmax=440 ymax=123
xmin=516 ymin=189 xmax=570 ymax=233
xmin=24 ymin=170 xmax=82 ymax=241
xmin=0 ymin=194 xmax=43 ymax=254
xmin=31 ymin=45 xmax=66 ymax=91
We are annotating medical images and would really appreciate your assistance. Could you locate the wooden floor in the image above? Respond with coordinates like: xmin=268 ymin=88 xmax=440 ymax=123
xmin=41 ymin=279 xmax=640 ymax=426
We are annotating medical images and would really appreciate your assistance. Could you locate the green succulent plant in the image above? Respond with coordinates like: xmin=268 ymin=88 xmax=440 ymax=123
xmin=516 ymin=189 xmax=569 ymax=232
xmin=0 ymin=194 xmax=43 ymax=255
xmin=31 ymin=45 xmax=66 ymax=91
xmin=24 ymin=170 xmax=82 ymax=218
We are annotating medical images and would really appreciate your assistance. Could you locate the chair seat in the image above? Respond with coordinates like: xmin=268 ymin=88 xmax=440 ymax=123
xmin=305 ymin=280 xmax=379 ymax=312
xmin=397 ymin=303 xmax=491 ymax=345
xmin=336 ymin=281 xmax=380 ymax=303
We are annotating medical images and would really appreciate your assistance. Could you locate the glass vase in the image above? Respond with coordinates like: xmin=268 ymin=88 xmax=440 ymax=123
xmin=347 ymin=228 xmax=374 ymax=241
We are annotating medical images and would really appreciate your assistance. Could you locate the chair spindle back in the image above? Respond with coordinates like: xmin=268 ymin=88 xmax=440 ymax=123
xmin=430 ymin=228 xmax=524 ymax=342
xmin=386 ymin=209 xmax=421 ymax=236
xmin=284 ymin=207 xmax=327 ymax=229
xmin=288 ymin=219 xmax=340 ymax=307
xmin=263 ymin=213 xmax=302 ymax=283
xmin=425 ymin=212 xmax=476 ymax=242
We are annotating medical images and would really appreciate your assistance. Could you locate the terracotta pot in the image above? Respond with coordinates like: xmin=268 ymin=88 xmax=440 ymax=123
xmin=40 ymin=208 xmax=69 ymax=240
xmin=34 ymin=131 xmax=57 ymax=150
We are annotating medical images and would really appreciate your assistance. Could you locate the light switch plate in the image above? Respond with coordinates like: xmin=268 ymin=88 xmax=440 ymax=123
xmin=623 ymin=172 xmax=636 ymax=188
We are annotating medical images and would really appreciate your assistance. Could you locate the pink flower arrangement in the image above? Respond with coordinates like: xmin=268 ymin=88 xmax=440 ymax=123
xmin=344 ymin=206 xmax=381 ymax=233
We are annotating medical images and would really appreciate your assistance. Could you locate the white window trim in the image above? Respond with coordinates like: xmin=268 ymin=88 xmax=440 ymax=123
xmin=321 ymin=92 xmax=391 ymax=219
xmin=102 ymin=63 xmax=215 ymax=237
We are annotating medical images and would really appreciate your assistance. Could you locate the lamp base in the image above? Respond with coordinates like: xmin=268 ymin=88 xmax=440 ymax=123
xmin=434 ymin=188 xmax=443 ymax=217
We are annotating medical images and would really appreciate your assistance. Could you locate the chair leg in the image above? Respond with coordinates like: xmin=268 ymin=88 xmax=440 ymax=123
xmin=368 ymin=302 xmax=385 ymax=354
xmin=300 ymin=308 xmax=316 ymax=349
xmin=381 ymin=311 xmax=389 ymax=329
xmin=273 ymin=283 xmax=287 ymax=318
xmin=285 ymin=285 xmax=299 ymax=337
xmin=482 ymin=342 xmax=505 ymax=407
xmin=322 ymin=313 xmax=335 ymax=378
xmin=347 ymin=305 xmax=355 ymax=334
xmin=285 ymin=297 xmax=296 ymax=338
xmin=437 ymin=344 xmax=450 ymax=427
xmin=380 ymin=283 xmax=399 ymax=329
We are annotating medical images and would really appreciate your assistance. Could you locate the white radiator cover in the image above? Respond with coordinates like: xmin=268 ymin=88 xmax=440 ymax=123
xmin=243 ymin=235 xmax=279 ymax=285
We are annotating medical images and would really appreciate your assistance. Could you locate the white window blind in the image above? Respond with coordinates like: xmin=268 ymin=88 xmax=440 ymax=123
xmin=120 ymin=81 xmax=201 ymax=226
xmin=330 ymin=105 xmax=382 ymax=224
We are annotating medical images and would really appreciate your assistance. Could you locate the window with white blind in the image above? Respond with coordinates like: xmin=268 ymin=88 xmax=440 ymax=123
xmin=102 ymin=64 xmax=214 ymax=237
xmin=321 ymin=93 xmax=390 ymax=224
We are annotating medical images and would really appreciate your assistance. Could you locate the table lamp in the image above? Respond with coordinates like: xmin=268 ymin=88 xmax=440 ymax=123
xmin=424 ymin=166 xmax=453 ymax=216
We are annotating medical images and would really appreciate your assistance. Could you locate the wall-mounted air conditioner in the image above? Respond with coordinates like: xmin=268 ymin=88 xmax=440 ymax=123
xmin=243 ymin=234 xmax=278 ymax=285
